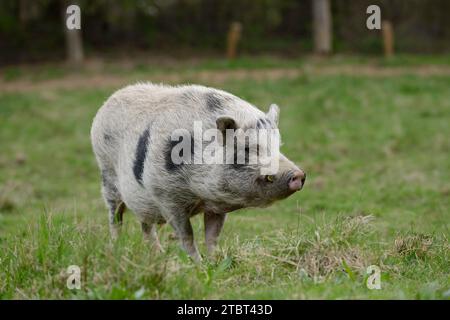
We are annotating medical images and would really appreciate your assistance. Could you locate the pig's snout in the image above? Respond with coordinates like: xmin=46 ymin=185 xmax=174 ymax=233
xmin=288 ymin=170 xmax=306 ymax=192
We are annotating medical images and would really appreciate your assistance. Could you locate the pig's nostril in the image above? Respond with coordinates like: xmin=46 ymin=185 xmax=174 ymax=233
xmin=288 ymin=170 xmax=305 ymax=191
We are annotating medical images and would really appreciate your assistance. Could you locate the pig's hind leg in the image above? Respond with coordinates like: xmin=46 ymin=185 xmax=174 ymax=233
xmin=101 ymin=168 xmax=126 ymax=240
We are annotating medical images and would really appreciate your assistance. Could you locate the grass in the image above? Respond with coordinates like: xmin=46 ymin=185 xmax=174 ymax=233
xmin=0 ymin=59 xmax=449 ymax=299
xmin=2 ymin=54 xmax=450 ymax=83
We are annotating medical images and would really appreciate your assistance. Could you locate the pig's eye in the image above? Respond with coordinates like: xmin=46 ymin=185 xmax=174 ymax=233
xmin=265 ymin=175 xmax=274 ymax=183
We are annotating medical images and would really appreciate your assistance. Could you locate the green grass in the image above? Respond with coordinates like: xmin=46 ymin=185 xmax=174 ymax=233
xmin=2 ymin=54 xmax=450 ymax=83
xmin=0 ymin=64 xmax=449 ymax=299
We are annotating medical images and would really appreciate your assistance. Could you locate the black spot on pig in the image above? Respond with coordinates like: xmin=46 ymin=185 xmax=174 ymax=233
xmin=165 ymin=135 xmax=195 ymax=172
xmin=206 ymin=93 xmax=223 ymax=111
xmin=256 ymin=118 xmax=273 ymax=129
xmin=231 ymin=141 xmax=251 ymax=169
xmin=103 ymin=133 xmax=115 ymax=144
xmin=133 ymin=128 xmax=150 ymax=186
xmin=165 ymin=139 xmax=180 ymax=172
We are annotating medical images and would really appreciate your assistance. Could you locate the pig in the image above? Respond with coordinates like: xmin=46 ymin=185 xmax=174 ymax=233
xmin=90 ymin=83 xmax=305 ymax=261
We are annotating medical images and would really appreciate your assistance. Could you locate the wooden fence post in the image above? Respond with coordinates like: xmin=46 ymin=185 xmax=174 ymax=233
xmin=226 ymin=22 xmax=242 ymax=59
xmin=382 ymin=20 xmax=394 ymax=58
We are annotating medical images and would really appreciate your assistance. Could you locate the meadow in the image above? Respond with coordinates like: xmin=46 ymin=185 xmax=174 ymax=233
xmin=0 ymin=56 xmax=449 ymax=299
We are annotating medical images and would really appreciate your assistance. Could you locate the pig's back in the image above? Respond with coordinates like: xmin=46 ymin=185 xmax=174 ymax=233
xmin=92 ymin=83 xmax=263 ymax=155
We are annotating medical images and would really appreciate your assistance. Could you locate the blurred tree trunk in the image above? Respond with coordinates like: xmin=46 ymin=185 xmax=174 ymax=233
xmin=312 ymin=0 xmax=332 ymax=54
xmin=18 ymin=0 xmax=28 ymax=26
xmin=62 ymin=0 xmax=84 ymax=65
xmin=18 ymin=0 xmax=39 ymax=27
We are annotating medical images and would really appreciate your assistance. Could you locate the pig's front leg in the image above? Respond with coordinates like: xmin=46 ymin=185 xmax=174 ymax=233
xmin=169 ymin=216 xmax=202 ymax=262
xmin=204 ymin=212 xmax=227 ymax=255
xmin=141 ymin=222 xmax=164 ymax=252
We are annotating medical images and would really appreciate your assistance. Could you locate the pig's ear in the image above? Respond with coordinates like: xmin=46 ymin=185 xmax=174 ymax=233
xmin=267 ymin=104 xmax=280 ymax=126
xmin=216 ymin=116 xmax=237 ymax=145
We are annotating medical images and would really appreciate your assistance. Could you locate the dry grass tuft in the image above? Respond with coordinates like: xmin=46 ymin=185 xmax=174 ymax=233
xmin=394 ymin=233 xmax=434 ymax=259
xmin=267 ymin=215 xmax=376 ymax=280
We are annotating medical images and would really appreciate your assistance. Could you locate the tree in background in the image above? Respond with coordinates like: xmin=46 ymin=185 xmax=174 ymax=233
xmin=63 ymin=0 xmax=83 ymax=65
xmin=1 ymin=0 xmax=450 ymax=66
xmin=312 ymin=0 xmax=332 ymax=54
